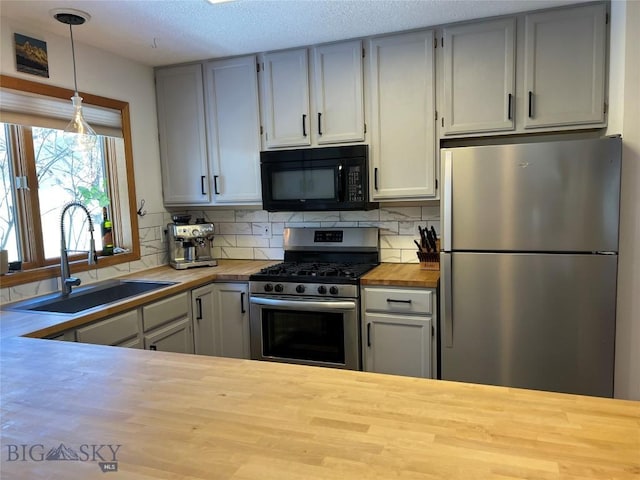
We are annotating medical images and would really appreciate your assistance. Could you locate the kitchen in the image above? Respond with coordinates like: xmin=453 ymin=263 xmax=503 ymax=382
xmin=1 ymin=0 xmax=639 ymax=478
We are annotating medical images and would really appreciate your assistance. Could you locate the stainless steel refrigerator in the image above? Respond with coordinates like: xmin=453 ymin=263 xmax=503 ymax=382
xmin=440 ymin=136 xmax=621 ymax=398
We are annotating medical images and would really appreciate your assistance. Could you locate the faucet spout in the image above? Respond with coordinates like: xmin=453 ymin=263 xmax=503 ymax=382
xmin=60 ymin=201 xmax=98 ymax=296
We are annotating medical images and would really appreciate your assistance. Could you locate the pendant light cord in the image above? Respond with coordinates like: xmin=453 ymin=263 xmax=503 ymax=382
xmin=68 ymin=23 xmax=79 ymax=95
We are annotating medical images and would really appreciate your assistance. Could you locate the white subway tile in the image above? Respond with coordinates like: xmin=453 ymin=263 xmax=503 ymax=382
xmin=235 ymin=210 xmax=269 ymax=222
xmin=303 ymin=211 xmax=340 ymax=222
xmin=380 ymin=206 xmax=422 ymax=220
xmin=213 ymin=235 xmax=236 ymax=247
xmin=254 ymin=247 xmax=284 ymax=260
xmin=380 ymin=249 xmax=402 ymax=263
xmin=220 ymin=247 xmax=254 ymax=259
xmin=340 ymin=210 xmax=379 ymax=221
xmin=269 ymin=212 xmax=304 ymax=222
xmin=237 ymin=236 xmax=270 ymax=248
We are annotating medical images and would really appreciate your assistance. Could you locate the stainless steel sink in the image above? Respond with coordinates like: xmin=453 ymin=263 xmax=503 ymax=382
xmin=3 ymin=279 xmax=177 ymax=314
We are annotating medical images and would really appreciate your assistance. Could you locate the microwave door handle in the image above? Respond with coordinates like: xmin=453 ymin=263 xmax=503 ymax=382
xmin=337 ymin=164 xmax=344 ymax=202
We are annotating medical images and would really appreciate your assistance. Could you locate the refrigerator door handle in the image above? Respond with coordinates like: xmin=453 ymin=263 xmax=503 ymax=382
xmin=442 ymin=252 xmax=453 ymax=348
xmin=442 ymin=151 xmax=452 ymax=251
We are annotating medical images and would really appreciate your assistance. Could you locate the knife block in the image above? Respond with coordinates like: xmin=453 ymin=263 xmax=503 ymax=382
xmin=417 ymin=239 xmax=440 ymax=270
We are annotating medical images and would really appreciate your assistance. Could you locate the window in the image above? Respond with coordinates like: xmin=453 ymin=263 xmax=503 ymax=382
xmin=0 ymin=74 xmax=140 ymax=286
xmin=1 ymin=123 xmax=112 ymax=267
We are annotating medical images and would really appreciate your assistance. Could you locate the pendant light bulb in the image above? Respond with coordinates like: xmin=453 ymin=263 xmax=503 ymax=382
xmin=52 ymin=9 xmax=96 ymax=152
xmin=63 ymin=94 xmax=97 ymax=151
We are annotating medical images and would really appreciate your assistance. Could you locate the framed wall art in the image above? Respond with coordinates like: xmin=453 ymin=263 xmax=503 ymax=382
xmin=14 ymin=33 xmax=49 ymax=78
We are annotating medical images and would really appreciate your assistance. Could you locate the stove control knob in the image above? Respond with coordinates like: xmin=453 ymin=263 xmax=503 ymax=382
xmin=264 ymin=283 xmax=273 ymax=292
xmin=329 ymin=286 xmax=339 ymax=295
xmin=317 ymin=285 xmax=327 ymax=295
xmin=296 ymin=284 xmax=306 ymax=294
xmin=274 ymin=284 xmax=284 ymax=293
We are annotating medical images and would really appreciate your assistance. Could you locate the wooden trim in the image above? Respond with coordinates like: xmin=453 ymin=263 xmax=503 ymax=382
xmin=0 ymin=75 xmax=127 ymax=112
xmin=121 ymin=102 xmax=141 ymax=259
xmin=0 ymin=251 xmax=140 ymax=288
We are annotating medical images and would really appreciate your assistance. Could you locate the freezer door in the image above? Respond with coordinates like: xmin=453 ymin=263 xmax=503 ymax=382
xmin=440 ymin=252 xmax=616 ymax=397
xmin=441 ymin=137 xmax=621 ymax=252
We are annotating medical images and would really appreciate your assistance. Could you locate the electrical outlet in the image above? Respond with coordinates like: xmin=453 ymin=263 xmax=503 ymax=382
xmin=261 ymin=225 xmax=271 ymax=239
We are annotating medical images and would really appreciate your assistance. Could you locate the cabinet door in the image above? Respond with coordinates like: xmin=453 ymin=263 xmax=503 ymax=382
xmin=313 ymin=40 xmax=364 ymax=144
xmin=213 ymin=283 xmax=250 ymax=359
xmin=156 ymin=64 xmax=210 ymax=205
xmin=262 ymin=49 xmax=310 ymax=148
xmin=192 ymin=284 xmax=216 ymax=356
xmin=76 ymin=309 xmax=139 ymax=346
xmin=363 ymin=313 xmax=432 ymax=378
xmin=142 ymin=292 xmax=190 ymax=332
xmin=144 ymin=317 xmax=194 ymax=354
xmin=368 ymin=30 xmax=436 ymax=200
xmin=523 ymin=3 xmax=606 ymax=129
xmin=204 ymin=56 xmax=262 ymax=204
xmin=443 ymin=18 xmax=516 ymax=134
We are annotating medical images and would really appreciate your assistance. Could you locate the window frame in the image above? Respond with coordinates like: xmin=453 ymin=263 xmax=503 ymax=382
xmin=0 ymin=75 xmax=141 ymax=288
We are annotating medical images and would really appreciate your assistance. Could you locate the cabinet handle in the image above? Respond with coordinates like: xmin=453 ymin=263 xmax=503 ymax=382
xmin=240 ymin=292 xmax=246 ymax=314
xmin=200 ymin=176 xmax=206 ymax=195
xmin=367 ymin=322 xmax=371 ymax=347
xmin=507 ymin=93 xmax=512 ymax=120
xmin=318 ymin=112 xmax=323 ymax=135
xmin=196 ymin=298 xmax=202 ymax=320
xmin=528 ymin=91 xmax=533 ymax=118
xmin=302 ymin=114 xmax=307 ymax=137
xmin=213 ymin=175 xmax=220 ymax=195
xmin=374 ymin=167 xmax=379 ymax=190
xmin=386 ymin=298 xmax=412 ymax=304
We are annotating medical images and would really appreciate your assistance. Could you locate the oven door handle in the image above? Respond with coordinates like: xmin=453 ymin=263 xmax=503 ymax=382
xmin=250 ymin=296 xmax=356 ymax=311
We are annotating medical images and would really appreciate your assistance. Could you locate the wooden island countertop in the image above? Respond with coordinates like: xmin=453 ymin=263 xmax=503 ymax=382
xmin=1 ymin=261 xmax=639 ymax=479
xmin=1 ymin=338 xmax=638 ymax=480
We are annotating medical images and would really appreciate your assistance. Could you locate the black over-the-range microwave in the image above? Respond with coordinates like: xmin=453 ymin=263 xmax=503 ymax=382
xmin=260 ymin=145 xmax=378 ymax=212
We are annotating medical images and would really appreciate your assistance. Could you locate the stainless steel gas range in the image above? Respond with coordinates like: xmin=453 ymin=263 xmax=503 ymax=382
xmin=249 ymin=227 xmax=379 ymax=370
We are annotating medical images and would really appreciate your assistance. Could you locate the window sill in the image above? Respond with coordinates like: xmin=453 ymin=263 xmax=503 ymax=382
xmin=0 ymin=251 xmax=141 ymax=289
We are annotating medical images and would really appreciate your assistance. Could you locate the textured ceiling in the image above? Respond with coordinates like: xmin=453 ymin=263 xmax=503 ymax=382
xmin=0 ymin=0 xmax=586 ymax=67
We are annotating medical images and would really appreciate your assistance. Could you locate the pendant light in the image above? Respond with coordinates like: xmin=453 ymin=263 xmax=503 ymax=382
xmin=53 ymin=9 xmax=97 ymax=152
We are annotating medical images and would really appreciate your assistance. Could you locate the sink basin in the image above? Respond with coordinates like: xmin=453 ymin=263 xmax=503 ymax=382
xmin=4 ymin=280 xmax=177 ymax=314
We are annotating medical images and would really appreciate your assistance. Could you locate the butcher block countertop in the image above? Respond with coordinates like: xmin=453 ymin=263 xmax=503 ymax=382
xmin=1 ymin=338 xmax=638 ymax=480
xmin=361 ymin=262 xmax=440 ymax=288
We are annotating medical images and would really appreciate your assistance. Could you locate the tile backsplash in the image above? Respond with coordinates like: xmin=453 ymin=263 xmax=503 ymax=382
xmin=1 ymin=204 xmax=439 ymax=304
xmin=185 ymin=203 xmax=440 ymax=263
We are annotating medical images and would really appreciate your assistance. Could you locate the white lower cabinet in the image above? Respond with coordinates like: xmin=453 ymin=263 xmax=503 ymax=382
xmin=213 ymin=283 xmax=250 ymax=359
xmin=362 ymin=287 xmax=436 ymax=379
xmin=76 ymin=309 xmax=140 ymax=347
xmin=192 ymin=283 xmax=216 ymax=356
xmin=192 ymin=282 xmax=250 ymax=359
xmin=142 ymin=292 xmax=194 ymax=354
xmin=143 ymin=317 xmax=194 ymax=354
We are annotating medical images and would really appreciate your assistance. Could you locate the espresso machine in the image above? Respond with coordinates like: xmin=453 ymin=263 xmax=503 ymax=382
xmin=167 ymin=222 xmax=217 ymax=269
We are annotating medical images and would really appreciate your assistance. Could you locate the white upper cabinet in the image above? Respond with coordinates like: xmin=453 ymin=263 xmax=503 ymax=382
xmin=440 ymin=2 xmax=607 ymax=137
xmin=442 ymin=18 xmax=516 ymax=135
xmin=261 ymin=48 xmax=311 ymax=148
xmin=312 ymin=40 xmax=365 ymax=144
xmin=368 ymin=30 xmax=436 ymax=200
xmin=523 ymin=3 xmax=607 ymax=129
xmin=204 ymin=55 xmax=262 ymax=204
xmin=156 ymin=64 xmax=210 ymax=205
xmin=261 ymin=41 xmax=365 ymax=149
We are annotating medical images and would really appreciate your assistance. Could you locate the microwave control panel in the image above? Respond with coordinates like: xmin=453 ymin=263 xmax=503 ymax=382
xmin=346 ymin=165 xmax=364 ymax=202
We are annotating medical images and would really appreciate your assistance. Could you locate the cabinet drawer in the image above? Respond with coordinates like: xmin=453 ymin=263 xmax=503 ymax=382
xmin=364 ymin=287 xmax=432 ymax=314
xmin=142 ymin=292 xmax=190 ymax=332
xmin=76 ymin=310 xmax=139 ymax=345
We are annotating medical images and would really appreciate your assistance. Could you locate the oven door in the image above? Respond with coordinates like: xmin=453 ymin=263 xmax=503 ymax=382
xmin=249 ymin=295 xmax=360 ymax=370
